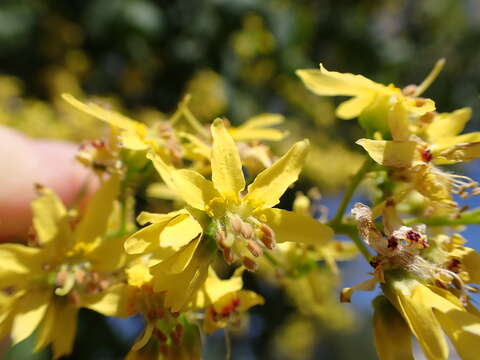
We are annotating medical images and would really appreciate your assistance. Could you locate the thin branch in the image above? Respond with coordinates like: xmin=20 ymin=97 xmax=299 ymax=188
xmin=330 ymin=158 xmax=373 ymax=226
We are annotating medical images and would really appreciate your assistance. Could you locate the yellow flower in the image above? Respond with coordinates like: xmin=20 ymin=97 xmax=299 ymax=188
xmin=0 ymin=175 xmax=124 ymax=358
xmin=296 ymin=62 xmax=440 ymax=134
xmin=353 ymin=105 xmax=480 ymax=209
xmin=193 ymin=267 xmax=264 ymax=334
xmin=149 ymin=118 xmax=333 ymax=270
xmin=119 ymin=263 xmax=202 ymax=360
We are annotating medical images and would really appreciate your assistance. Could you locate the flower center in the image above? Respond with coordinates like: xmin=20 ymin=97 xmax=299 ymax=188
xmin=46 ymin=261 xmax=111 ymax=304
xmin=213 ymin=212 xmax=276 ymax=271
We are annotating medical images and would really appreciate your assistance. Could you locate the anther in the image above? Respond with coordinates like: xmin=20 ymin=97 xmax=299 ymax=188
xmin=242 ymin=257 xmax=258 ymax=271
xmin=259 ymin=223 xmax=276 ymax=249
xmin=240 ymin=222 xmax=254 ymax=239
xmin=247 ymin=240 xmax=262 ymax=257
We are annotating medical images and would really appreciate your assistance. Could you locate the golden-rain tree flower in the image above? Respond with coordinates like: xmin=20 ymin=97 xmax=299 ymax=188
xmin=145 ymin=118 xmax=333 ymax=270
xmin=356 ymin=106 xmax=480 ymax=210
xmin=0 ymin=175 xmax=125 ymax=358
xmin=123 ymin=118 xmax=332 ymax=313
xmin=296 ymin=61 xmax=444 ymax=135
xmin=192 ymin=267 xmax=264 ymax=334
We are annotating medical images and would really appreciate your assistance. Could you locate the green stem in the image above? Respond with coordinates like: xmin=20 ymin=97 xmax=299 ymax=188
xmin=224 ymin=328 xmax=232 ymax=360
xmin=331 ymin=158 xmax=373 ymax=225
xmin=405 ymin=209 xmax=480 ymax=227
xmin=327 ymin=157 xmax=374 ymax=261
xmin=331 ymin=222 xmax=372 ymax=261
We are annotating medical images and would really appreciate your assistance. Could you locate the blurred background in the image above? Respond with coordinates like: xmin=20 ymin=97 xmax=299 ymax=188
xmin=1 ymin=0 xmax=480 ymax=359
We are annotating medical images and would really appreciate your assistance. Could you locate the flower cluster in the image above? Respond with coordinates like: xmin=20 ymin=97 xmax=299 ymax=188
xmin=1 ymin=60 xmax=480 ymax=360
xmin=298 ymin=61 xmax=480 ymax=359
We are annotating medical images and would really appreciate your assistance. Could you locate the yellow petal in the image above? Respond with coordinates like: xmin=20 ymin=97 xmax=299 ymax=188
xmin=210 ymin=118 xmax=245 ymax=200
xmin=402 ymin=97 xmax=436 ymax=116
xmin=121 ymin=132 xmax=149 ymax=151
xmin=84 ymin=284 xmax=130 ymax=317
xmin=245 ymin=140 xmax=309 ymax=209
xmin=230 ymin=128 xmax=286 ymax=142
xmin=179 ymin=132 xmax=212 ymax=159
xmin=11 ymin=290 xmax=51 ymax=344
xmin=230 ymin=114 xmax=286 ymax=141
xmin=237 ymin=289 xmax=265 ymax=311
xmin=427 ymin=108 xmax=471 ymax=142
xmin=296 ymin=64 xmax=385 ymax=98
xmin=125 ymin=210 xmax=200 ymax=255
xmin=32 ymin=187 xmax=72 ymax=248
xmin=388 ymin=101 xmax=411 ymax=141
xmin=34 ymin=302 xmax=56 ymax=353
xmin=75 ymin=174 xmax=120 ymax=245
xmin=372 ymin=296 xmax=413 ymax=360
xmin=51 ymin=303 xmax=78 ymax=359
xmin=437 ymin=142 xmax=480 ymax=163
xmin=124 ymin=223 xmax=167 ymax=255
xmin=160 ymin=215 xmax=203 ymax=250
xmin=195 ymin=267 xmax=244 ymax=308
xmin=152 ymin=244 xmax=211 ymax=312
xmin=0 ymin=244 xmax=43 ymax=288
xmin=422 ymin=285 xmax=480 ymax=360
xmin=89 ymin=234 xmax=127 ymax=272
xmin=454 ymin=247 xmax=480 ymax=284
xmin=434 ymin=307 xmax=480 ymax=360
xmin=385 ymin=281 xmax=449 ymax=360
xmin=240 ymin=113 xmax=284 ymax=128
xmin=148 ymin=152 xmax=217 ymax=210
xmin=336 ymin=94 xmax=375 ymax=119
xmin=356 ymin=139 xmax=418 ymax=168
xmin=434 ymin=131 xmax=480 ymax=150
xmin=259 ymin=208 xmax=333 ymax=245
xmin=154 ymin=235 xmax=202 ymax=274
xmin=137 ymin=209 xmax=190 ymax=226
xmin=62 ymin=93 xmax=144 ymax=134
